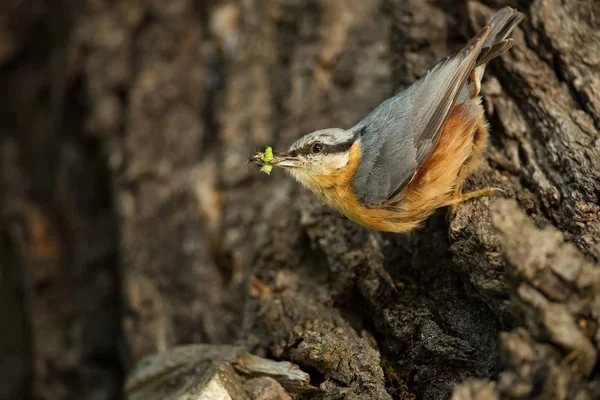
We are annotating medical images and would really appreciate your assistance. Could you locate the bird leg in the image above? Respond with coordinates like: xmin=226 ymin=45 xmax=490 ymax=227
xmin=446 ymin=187 xmax=503 ymax=205
xmin=444 ymin=187 xmax=503 ymax=218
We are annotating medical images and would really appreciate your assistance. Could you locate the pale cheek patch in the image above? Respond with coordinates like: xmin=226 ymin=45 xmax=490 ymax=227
xmin=312 ymin=153 xmax=350 ymax=175
xmin=287 ymin=169 xmax=321 ymax=194
xmin=287 ymin=169 xmax=309 ymax=186
xmin=284 ymin=152 xmax=350 ymax=193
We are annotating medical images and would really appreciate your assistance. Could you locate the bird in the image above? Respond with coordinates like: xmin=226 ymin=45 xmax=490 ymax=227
xmin=262 ymin=7 xmax=523 ymax=233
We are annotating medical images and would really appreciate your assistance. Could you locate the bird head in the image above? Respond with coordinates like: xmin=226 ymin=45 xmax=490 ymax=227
xmin=271 ymin=128 xmax=360 ymax=191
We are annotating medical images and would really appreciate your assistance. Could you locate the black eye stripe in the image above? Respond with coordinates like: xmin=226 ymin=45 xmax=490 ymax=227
xmin=323 ymin=140 xmax=355 ymax=154
xmin=295 ymin=139 xmax=354 ymax=155
xmin=290 ymin=129 xmax=361 ymax=156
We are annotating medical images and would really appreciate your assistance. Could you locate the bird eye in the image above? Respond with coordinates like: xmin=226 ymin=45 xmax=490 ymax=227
xmin=311 ymin=143 xmax=324 ymax=153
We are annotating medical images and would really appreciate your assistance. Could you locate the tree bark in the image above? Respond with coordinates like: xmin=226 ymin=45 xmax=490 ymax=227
xmin=0 ymin=0 xmax=598 ymax=399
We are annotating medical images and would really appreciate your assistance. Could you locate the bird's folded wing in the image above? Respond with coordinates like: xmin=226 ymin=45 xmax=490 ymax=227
xmin=351 ymin=25 xmax=491 ymax=207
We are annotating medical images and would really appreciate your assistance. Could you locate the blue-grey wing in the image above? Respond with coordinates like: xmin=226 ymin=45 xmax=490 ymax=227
xmin=351 ymin=26 xmax=491 ymax=207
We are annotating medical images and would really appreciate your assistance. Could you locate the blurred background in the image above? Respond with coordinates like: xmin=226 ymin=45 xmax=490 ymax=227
xmin=1 ymin=0 xmax=599 ymax=399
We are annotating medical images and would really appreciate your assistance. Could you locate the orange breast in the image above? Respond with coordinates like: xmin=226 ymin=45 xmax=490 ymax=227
xmin=312 ymin=101 xmax=485 ymax=233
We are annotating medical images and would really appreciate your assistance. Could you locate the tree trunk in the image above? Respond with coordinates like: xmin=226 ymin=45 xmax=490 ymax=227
xmin=1 ymin=0 xmax=598 ymax=399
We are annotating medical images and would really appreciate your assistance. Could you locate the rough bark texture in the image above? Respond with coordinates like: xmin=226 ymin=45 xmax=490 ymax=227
xmin=0 ymin=0 xmax=599 ymax=399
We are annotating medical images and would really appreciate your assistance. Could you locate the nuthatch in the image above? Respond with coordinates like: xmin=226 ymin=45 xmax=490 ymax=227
xmin=263 ymin=7 xmax=523 ymax=233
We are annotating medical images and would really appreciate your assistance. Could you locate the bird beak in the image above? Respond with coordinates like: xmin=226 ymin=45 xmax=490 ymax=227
xmin=271 ymin=153 xmax=301 ymax=168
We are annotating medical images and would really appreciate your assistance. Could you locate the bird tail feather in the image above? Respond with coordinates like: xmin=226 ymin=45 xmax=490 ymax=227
xmin=476 ymin=7 xmax=524 ymax=67
xmin=468 ymin=7 xmax=523 ymax=96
